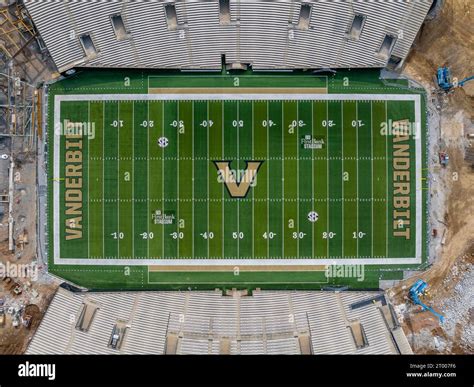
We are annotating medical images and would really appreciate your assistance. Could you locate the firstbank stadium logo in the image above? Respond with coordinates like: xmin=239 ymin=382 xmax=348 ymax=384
xmin=213 ymin=161 xmax=264 ymax=198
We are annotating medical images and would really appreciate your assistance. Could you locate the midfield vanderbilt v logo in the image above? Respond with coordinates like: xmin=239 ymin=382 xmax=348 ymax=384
xmin=213 ymin=160 xmax=264 ymax=198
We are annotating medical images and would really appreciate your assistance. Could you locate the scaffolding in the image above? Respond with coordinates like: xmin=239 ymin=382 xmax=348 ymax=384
xmin=0 ymin=67 xmax=36 ymax=147
xmin=0 ymin=1 xmax=52 ymax=255
xmin=0 ymin=1 xmax=46 ymax=79
xmin=0 ymin=2 xmax=41 ymax=143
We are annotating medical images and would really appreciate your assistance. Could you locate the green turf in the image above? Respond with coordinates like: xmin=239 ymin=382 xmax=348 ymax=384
xmin=47 ymin=69 xmax=428 ymax=290
xmin=58 ymin=98 xmax=417 ymax=261
xmin=148 ymin=74 xmax=327 ymax=89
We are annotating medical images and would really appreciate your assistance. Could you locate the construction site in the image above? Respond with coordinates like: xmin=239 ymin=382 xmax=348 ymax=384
xmin=0 ymin=0 xmax=55 ymax=353
xmin=0 ymin=0 xmax=472 ymax=359
xmin=388 ymin=0 xmax=473 ymax=354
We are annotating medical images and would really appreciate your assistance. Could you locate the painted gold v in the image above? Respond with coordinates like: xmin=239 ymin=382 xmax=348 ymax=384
xmin=213 ymin=161 xmax=264 ymax=198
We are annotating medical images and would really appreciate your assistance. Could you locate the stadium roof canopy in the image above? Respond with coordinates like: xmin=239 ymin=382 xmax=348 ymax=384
xmin=24 ymin=0 xmax=433 ymax=72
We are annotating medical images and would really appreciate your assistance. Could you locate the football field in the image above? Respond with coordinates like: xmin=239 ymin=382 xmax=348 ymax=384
xmin=47 ymin=70 xmax=427 ymax=289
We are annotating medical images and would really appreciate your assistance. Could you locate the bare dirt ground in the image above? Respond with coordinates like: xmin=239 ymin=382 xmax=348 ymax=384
xmin=2 ymin=0 xmax=473 ymax=355
xmin=5 ymin=148 xmax=37 ymax=263
xmin=0 ymin=2 xmax=59 ymax=354
xmin=0 ymin=138 xmax=58 ymax=354
xmin=388 ymin=0 xmax=474 ymax=354
xmin=0 ymin=283 xmax=56 ymax=354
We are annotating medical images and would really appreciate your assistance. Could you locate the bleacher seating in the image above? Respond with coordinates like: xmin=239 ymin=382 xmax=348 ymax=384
xmin=24 ymin=0 xmax=433 ymax=72
xmin=27 ymin=288 xmax=408 ymax=355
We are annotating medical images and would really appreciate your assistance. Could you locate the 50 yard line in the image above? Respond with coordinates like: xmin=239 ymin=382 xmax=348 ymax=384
xmin=132 ymin=102 xmax=135 ymax=259
xmin=237 ymin=100 xmax=240 ymax=259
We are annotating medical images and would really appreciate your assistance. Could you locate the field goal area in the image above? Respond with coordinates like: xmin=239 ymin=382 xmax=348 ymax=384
xmin=52 ymin=91 xmax=423 ymax=273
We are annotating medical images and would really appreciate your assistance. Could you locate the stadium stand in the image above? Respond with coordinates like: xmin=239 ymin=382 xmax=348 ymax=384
xmin=19 ymin=0 xmax=431 ymax=357
xmin=27 ymin=288 xmax=411 ymax=355
xmin=24 ymin=0 xmax=433 ymax=72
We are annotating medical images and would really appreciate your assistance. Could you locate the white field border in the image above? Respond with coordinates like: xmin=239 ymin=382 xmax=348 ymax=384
xmin=53 ymin=93 xmax=422 ymax=266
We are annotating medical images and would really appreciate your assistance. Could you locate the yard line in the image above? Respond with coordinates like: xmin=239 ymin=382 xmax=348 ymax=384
xmin=371 ymin=101 xmax=374 ymax=258
xmin=281 ymin=101 xmax=284 ymax=258
xmin=87 ymin=101 xmax=90 ymax=259
xmin=356 ymin=100 xmax=359 ymax=258
xmin=162 ymin=102 xmax=165 ymax=259
xmin=177 ymin=101 xmax=180 ymax=259
xmin=117 ymin=102 xmax=120 ymax=258
xmin=147 ymin=100 xmax=150 ymax=259
xmin=207 ymin=100 xmax=210 ymax=259
xmin=341 ymin=102 xmax=344 ymax=258
xmin=222 ymin=101 xmax=225 ymax=259
xmin=266 ymin=100 xmax=269 ymax=257
xmin=296 ymin=101 xmax=299 ymax=259
xmin=102 ymin=102 xmax=105 ymax=259
xmin=326 ymin=100 xmax=329 ymax=259
xmin=311 ymin=101 xmax=314 ymax=259
xmin=297 ymin=102 xmax=302 ymax=258
xmin=252 ymin=101 xmax=255 ymax=259
xmin=192 ymin=100 xmax=195 ymax=260
xmin=385 ymin=101 xmax=389 ymax=258
xmin=132 ymin=102 xmax=135 ymax=259
xmin=237 ymin=100 xmax=240 ymax=259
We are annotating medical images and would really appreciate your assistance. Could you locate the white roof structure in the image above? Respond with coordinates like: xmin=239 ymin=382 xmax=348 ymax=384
xmin=24 ymin=0 xmax=433 ymax=72
xmin=27 ymin=288 xmax=412 ymax=354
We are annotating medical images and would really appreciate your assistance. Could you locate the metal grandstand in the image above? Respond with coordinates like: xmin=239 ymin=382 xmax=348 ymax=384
xmin=27 ymin=288 xmax=413 ymax=355
xmin=24 ymin=0 xmax=433 ymax=72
